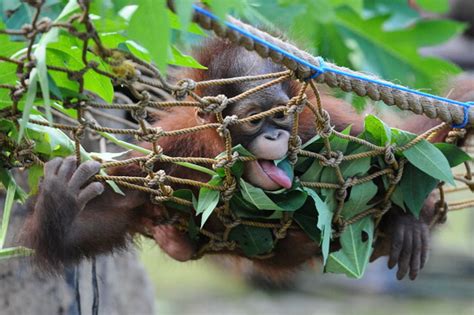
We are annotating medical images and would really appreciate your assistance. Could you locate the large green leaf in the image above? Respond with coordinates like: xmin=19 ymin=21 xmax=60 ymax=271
xmin=239 ymin=179 xmax=306 ymax=211
xmin=300 ymin=158 xmax=324 ymax=182
xmin=326 ymin=216 xmax=374 ymax=278
xmin=240 ymin=179 xmax=282 ymax=210
xmin=403 ymin=139 xmax=455 ymax=186
xmin=434 ymin=143 xmax=472 ymax=167
xmin=341 ymin=181 xmax=377 ymax=219
xmin=228 ymin=225 xmax=274 ymax=257
xmin=128 ymin=0 xmax=170 ymax=73
xmin=399 ymin=163 xmax=439 ymax=218
xmin=46 ymin=45 xmax=114 ymax=103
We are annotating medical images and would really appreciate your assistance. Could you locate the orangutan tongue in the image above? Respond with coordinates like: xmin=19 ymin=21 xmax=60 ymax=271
xmin=259 ymin=160 xmax=292 ymax=189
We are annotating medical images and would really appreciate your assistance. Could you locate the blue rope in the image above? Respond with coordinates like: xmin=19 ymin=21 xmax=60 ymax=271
xmin=192 ymin=5 xmax=473 ymax=128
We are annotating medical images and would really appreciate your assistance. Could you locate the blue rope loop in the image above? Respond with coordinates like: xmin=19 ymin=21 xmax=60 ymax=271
xmin=192 ymin=4 xmax=473 ymax=127
xmin=307 ymin=57 xmax=326 ymax=80
xmin=452 ymin=102 xmax=473 ymax=129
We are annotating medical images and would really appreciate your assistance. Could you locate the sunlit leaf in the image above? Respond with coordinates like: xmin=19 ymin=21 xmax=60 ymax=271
xmin=326 ymin=216 xmax=374 ymax=278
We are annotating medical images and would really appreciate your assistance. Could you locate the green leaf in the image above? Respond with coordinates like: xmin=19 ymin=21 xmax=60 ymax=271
xmin=46 ymin=46 xmax=114 ymax=103
xmin=268 ymin=189 xmax=308 ymax=211
xmin=230 ymin=193 xmax=267 ymax=219
xmin=18 ymin=68 xmax=38 ymax=141
xmin=335 ymin=7 xmax=461 ymax=88
xmin=400 ymin=163 xmax=439 ymax=218
xmin=416 ymin=0 xmax=449 ymax=14
xmin=27 ymin=165 xmax=43 ymax=195
xmin=329 ymin=125 xmax=351 ymax=153
xmin=128 ymin=0 xmax=170 ymax=73
xmin=364 ymin=0 xmax=420 ymax=30
xmin=0 ymin=169 xmax=28 ymax=202
xmin=240 ymin=179 xmax=282 ymax=210
xmin=434 ymin=143 xmax=472 ymax=167
xmin=403 ymin=139 xmax=455 ymax=185
xmin=390 ymin=184 xmax=406 ymax=211
xmin=0 ymin=246 xmax=34 ymax=260
xmin=293 ymin=198 xmax=321 ymax=243
xmin=172 ymin=1 xmax=200 ymax=34
xmin=0 ymin=178 xmax=16 ymax=248
xmin=305 ymin=188 xmax=333 ymax=264
xmin=228 ymin=225 xmax=274 ymax=257
xmin=169 ymin=46 xmax=207 ymax=69
xmin=205 ymin=0 xmax=244 ymax=20
xmin=342 ymin=181 xmax=378 ymax=219
xmin=326 ymin=216 xmax=374 ymax=278
xmin=300 ymin=158 xmax=324 ymax=182
xmin=196 ymin=176 xmax=222 ymax=227
xmin=340 ymin=156 xmax=371 ymax=178
xmin=364 ymin=114 xmax=391 ymax=146
xmin=188 ymin=216 xmax=200 ymax=242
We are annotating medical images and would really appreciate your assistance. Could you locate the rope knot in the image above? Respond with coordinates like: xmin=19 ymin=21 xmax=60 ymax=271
xmin=151 ymin=185 xmax=174 ymax=203
xmin=67 ymin=69 xmax=86 ymax=82
xmin=213 ymin=151 xmax=239 ymax=169
xmin=173 ymin=79 xmax=196 ymax=100
xmin=217 ymin=115 xmax=238 ymax=137
xmin=434 ymin=200 xmax=448 ymax=224
xmin=288 ymin=135 xmax=302 ymax=165
xmin=315 ymin=109 xmax=332 ymax=138
xmin=218 ymin=213 xmax=241 ymax=228
xmin=35 ymin=17 xmax=52 ymax=33
xmin=319 ymin=150 xmax=343 ymax=167
xmin=336 ymin=177 xmax=353 ymax=201
xmin=87 ymin=60 xmax=100 ymax=69
xmin=273 ymin=219 xmax=293 ymax=239
xmin=21 ymin=24 xmax=34 ymax=37
xmin=146 ymin=170 xmax=167 ymax=188
xmin=287 ymin=94 xmax=307 ymax=114
xmin=200 ymin=94 xmax=229 ymax=114
xmin=142 ymin=152 xmax=162 ymax=173
xmin=221 ymin=177 xmax=237 ymax=202
xmin=446 ymin=128 xmax=467 ymax=144
xmin=74 ymin=118 xmax=96 ymax=141
xmin=136 ymin=127 xmax=164 ymax=142
xmin=387 ymin=160 xmax=405 ymax=185
xmin=384 ymin=144 xmax=396 ymax=165
xmin=132 ymin=91 xmax=150 ymax=121
xmin=11 ymin=87 xmax=26 ymax=102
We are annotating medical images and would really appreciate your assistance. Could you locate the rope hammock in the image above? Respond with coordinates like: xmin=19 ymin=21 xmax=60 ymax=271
xmin=0 ymin=1 xmax=473 ymax=278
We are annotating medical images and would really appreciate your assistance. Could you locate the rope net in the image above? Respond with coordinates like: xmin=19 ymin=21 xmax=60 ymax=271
xmin=0 ymin=1 xmax=472 ymax=272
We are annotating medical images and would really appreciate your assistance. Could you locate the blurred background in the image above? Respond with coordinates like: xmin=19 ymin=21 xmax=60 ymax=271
xmin=1 ymin=0 xmax=473 ymax=314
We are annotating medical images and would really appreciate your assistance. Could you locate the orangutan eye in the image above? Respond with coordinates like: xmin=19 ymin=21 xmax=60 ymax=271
xmin=274 ymin=111 xmax=285 ymax=119
xmin=250 ymin=118 xmax=262 ymax=125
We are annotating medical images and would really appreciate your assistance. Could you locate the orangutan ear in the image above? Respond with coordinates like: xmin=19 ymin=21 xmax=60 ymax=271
xmin=195 ymin=108 xmax=216 ymax=124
